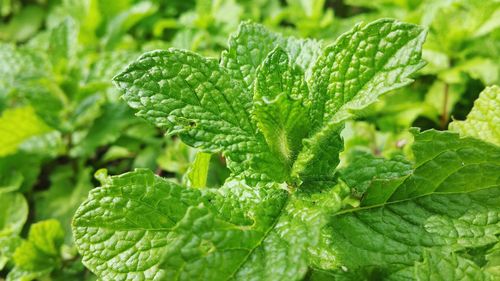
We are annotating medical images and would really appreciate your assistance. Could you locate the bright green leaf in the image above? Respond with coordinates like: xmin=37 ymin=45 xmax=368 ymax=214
xmin=0 ymin=106 xmax=52 ymax=157
xmin=9 ymin=220 xmax=64 ymax=281
xmin=184 ymin=151 xmax=211 ymax=188
xmin=0 ymin=193 xmax=28 ymax=236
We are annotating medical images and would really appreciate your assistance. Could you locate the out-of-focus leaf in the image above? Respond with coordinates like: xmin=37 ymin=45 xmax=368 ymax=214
xmin=70 ymin=103 xmax=136 ymax=157
xmin=0 ymin=106 xmax=52 ymax=157
xmin=0 ymin=5 xmax=45 ymax=42
xmin=35 ymin=166 xmax=92 ymax=243
xmin=0 ymin=192 xmax=28 ymax=236
xmin=450 ymin=86 xmax=500 ymax=146
xmin=8 ymin=220 xmax=64 ymax=281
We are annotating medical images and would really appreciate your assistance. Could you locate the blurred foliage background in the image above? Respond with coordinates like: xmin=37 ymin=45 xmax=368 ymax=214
xmin=0 ymin=0 xmax=498 ymax=280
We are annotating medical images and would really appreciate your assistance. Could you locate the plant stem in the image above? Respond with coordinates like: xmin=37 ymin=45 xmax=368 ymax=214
xmin=440 ymin=83 xmax=449 ymax=129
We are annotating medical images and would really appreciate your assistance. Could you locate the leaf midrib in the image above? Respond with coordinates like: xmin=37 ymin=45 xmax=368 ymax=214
xmin=334 ymin=184 xmax=500 ymax=217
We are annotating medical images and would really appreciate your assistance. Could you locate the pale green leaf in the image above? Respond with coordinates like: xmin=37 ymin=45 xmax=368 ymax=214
xmin=0 ymin=106 xmax=52 ymax=157
xmin=184 ymin=151 xmax=211 ymax=188
xmin=449 ymin=85 xmax=500 ymax=146
xmin=9 ymin=219 xmax=64 ymax=281
xmin=0 ymin=193 xmax=28 ymax=236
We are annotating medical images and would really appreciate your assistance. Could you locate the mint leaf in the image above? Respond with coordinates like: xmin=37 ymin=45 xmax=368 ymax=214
xmin=0 ymin=192 xmax=28 ymax=236
xmin=183 ymin=151 xmax=211 ymax=188
xmin=0 ymin=170 xmax=23 ymax=194
xmin=69 ymin=103 xmax=136 ymax=157
xmin=221 ymin=21 xmax=321 ymax=92
xmin=253 ymin=47 xmax=311 ymax=168
xmin=0 ymin=235 xmax=22 ymax=270
xmin=340 ymin=150 xmax=412 ymax=204
xmin=8 ymin=220 xmax=64 ymax=281
xmin=73 ymin=169 xmax=342 ymax=281
xmin=76 ymin=19 xmax=431 ymax=281
xmin=73 ymin=169 xmax=292 ymax=280
xmin=449 ymin=85 xmax=500 ymax=146
xmin=34 ymin=166 xmax=92 ymax=243
xmin=0 ymin=44 xmax=51 ymax=89
xmin=409 ymin=250 xmax=491 ymax=281
xmin=319 ymin=130 xmax=500 ymax=278
xmin=293 ymin=19 xmax=426 ymax=181
xmin=47 ymin=18 xmax=77 ymax=73
xmin=485 ymin=242 xmax=500 ymax=277
xmin=0 ymin=106 xmax=52 ymax=157
xmin=114 ymin=49 xmax=286 ymax=182
xmin=0 ymin=191 xmax=27 ymax=273
xmin=309 ymin=19 xmax=427 ymax=129
xmin=390 ymin=129 xmax=500 ymax=200
xmin=0 ymin=153 xmax=43 ymax=192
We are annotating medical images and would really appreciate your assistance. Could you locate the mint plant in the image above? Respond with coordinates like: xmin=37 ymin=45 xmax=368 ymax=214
xmin=72 ymin=20 xmax=500 ymax=281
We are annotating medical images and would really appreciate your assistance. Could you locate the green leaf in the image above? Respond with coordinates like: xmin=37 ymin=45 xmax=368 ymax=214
xmin=73 ymin=169 xmax=304 ymax=280
xmin=114 ymin=49 xmax=285 ymax=182
xmin=72 ymin=169 xmax=345 ymax=281
xmin=253 ymin=47 xmax=311 ymax=168
xmin=86 ymin=19 xmax=434 ymax=281
xmin=0 ymin=41 xmax=67 ymax=128
xmin=0 ymin=153 xmax=43 ymax=192
xmin=184 ymin=151 xmax=211 ymax=188
xmin=102 ymin=1 xmax=158 ymax=50
xmin=410 ymin=250 xmax=491 ymax=281
xmin=485 ymin=242 xmax=500 ymax=277
xmin=0 ymin=235 xmax=22 ymax=270
xmin=34 ymin=166 xmax=92 ymax=243
xmin=0 ymin=44 xmax=51 ymax=89
xmin=8 ymin=220 xmax=64 ymax=281
xmin=0 ymin=106 xmax=52 ymax=157
xmin=308 ymin=19 xmax=427 ymax=129
xmin=340 ymin=150 xmax=412 ymax=205
xmin=390 ymin=129 xmax=500 ymax=200
xmin=221 ymin=21 xmax=321 ymax=93
xmin=293 ymin=19 xmax=426 ymax=181
xmin=0 ymin=170 xmax=23 ymax=194
xmin=0 ymin=5 xmax=45 ymax=42
xmin=0 ymin=192 xmax=28 ymax=236
xmin=319 ymin=130 xmax=500 ymax=277
xmin=46 ymin=18 xmax=77 ymax=74
xmin=449 ymin=85 xmax=500 ymax=146
xmin=69 ymin=103 xmax=136 ymax=157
